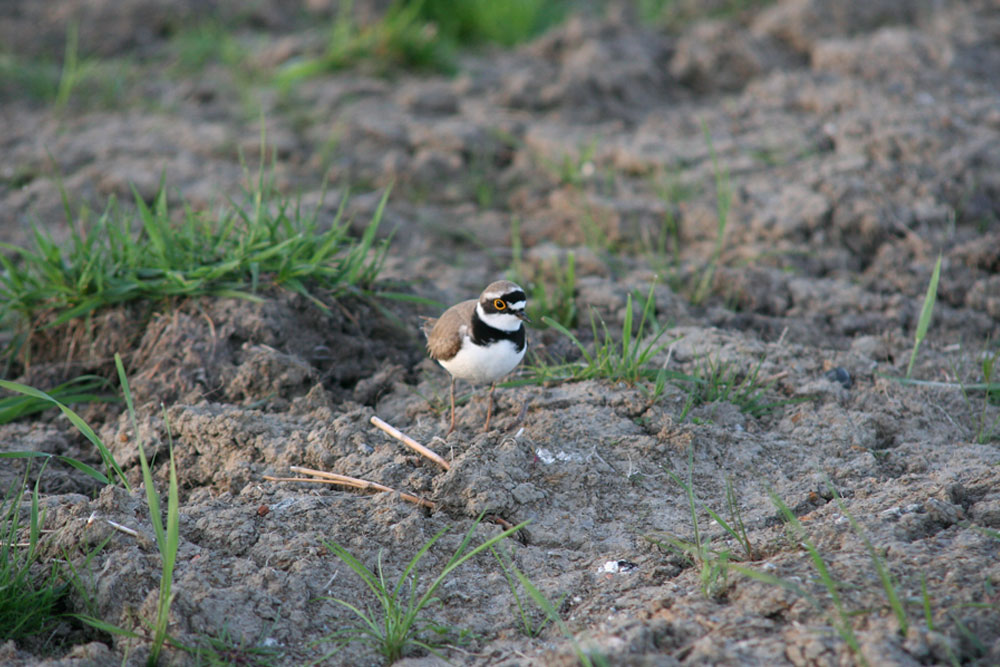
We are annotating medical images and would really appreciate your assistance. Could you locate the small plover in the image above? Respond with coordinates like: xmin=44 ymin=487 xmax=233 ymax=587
xmin=423 ymin=280 xmax=529 ymax=433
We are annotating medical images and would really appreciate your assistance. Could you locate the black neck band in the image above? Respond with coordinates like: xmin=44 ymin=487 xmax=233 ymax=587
xmin=471 ymin=311 xmax=525 ymax=352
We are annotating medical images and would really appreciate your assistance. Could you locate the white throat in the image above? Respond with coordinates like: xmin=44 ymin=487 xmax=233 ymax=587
xmin=476 ymin=303 xmax=523 ymax=332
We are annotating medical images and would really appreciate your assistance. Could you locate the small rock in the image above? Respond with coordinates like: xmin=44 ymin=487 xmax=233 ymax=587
xmin=824 ymin=366 xmax=852 ymax=389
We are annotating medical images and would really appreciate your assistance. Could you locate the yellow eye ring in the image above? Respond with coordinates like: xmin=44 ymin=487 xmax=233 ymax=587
xmin=493 ymin=299 xmax=506 ymax=310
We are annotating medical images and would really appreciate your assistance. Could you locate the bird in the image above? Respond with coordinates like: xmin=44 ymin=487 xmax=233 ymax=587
xmin=423 ymin=280 xmax=530 ymax=434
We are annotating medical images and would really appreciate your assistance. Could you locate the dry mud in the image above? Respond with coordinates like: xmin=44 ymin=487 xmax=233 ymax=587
xmin=1 ymin=1 xmax=1000 ymax=665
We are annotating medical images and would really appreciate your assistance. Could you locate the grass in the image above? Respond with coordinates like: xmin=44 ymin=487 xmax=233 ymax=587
xmin=73 ymin=354 xmax=181 ymax=666
xmin=419 ymin=0 xmax=567 ymax=48
xmin=691 ymin=123 xmax=732 ymax=305
xmin=731 ymin=488 xmax=866 ymax=665
xmin=638 ymin=0 xmax=776 ymax=29
xmin=522 ymin=283 xmax=795 ymax=417
xmin=729 ymin=482 xmax=999 ymax=665
xmin=885 ymin=365 xmax=1000 ymax=442
xmin=316 ymin=515 xmax=527 ymax=663
xmin=828 ymin=484 xmax=907 ymax=636
xmin=0 ymin=163 xmax=392 ymax=360
xmin=524 ymin=282 xmax=674 ymax=393
xmin=169 ymin=20 xmax=248 ymax=74
xmin=0 ymin=22 xmax=134 ymax=111
xmin=961 ymin=342 xmax=1000 ymax=444
xmin=508 ymin=217 xmax=578 ymax=329
xmin=0 ymin=378 xmax=129 ymax=488
xmin=676 ymin=356 xmax=790 ymax=420
xmin=648 ymin=448 xmax=755 ymax=599
xmin=1 ymin=359 xmax=190 ymax=664
xmin=510 ymin=564 xmax=608 ymax=667
xmin=127 ymin=354 xmax=181 ymax=666
xmin=490 ymin=544 xmax=565 ymax=638
xmin=646 ymin=167 xmax=694 ymax=273
xmin=537 ymin=138 xmax=600 ymax=189
xmin=276 ymin=0 xmax=565 ymax=84
xmin=0 ymin=374 xmax=115 ymax=424
xmin=190 ymin=623 xmax=281 ymax=666
xmin=276 ymin=0 xmax=456 ymax=83
xmin=53 ymin=22 xmax=83 ymax=111
xmin=886 ymin=274 xmax=999 ymax=443
xmin=906 ymin=253 xmax=942 ymax=378
xmin=0 ymin=464 xmax=66 ymax=641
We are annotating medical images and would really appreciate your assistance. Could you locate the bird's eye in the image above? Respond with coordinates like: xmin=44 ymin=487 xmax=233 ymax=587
xmin=494 ymin=299 xmax=506 ymax=310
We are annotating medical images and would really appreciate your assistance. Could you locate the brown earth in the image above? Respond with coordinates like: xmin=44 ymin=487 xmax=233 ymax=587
xmin=1 ymin=0 xmax=999 ymax=665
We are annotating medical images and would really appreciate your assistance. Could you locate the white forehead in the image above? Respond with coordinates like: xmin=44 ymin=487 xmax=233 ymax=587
xmin=483 ymin=289 xmax=521 ymax=300
xmin=481 ymin=281 xmax=523 ymax=301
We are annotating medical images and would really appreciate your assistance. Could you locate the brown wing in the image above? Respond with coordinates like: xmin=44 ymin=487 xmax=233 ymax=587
xmin=425 ymin=299 xmax=476 ymax=361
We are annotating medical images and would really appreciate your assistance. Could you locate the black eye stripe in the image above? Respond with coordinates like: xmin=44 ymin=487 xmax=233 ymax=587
xmin=503 ymin=291 xmax=526 ymax=303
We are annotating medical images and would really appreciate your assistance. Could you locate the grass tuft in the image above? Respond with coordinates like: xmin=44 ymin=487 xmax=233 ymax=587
xmin=524 ymin=282 xmax=674 ymax=392
xmin=0 ymin=374 xmax=115 ymax=424
xmin=0 ymin=464 xmax=66 ymax=641
xmin=71 ymin=355 xmax=181 ymax=665
xmin=649 ymin=447 xmax=755 ymax=599
xmin=691 ymin=122 xmax=732 ymax=306
xmin=731 ymin=488 xmax=866 ymax=665
xmin=509 ymin=217 xmax=578 ymax=329
xmin=490 ymin=544 xmax=566 ymax=638
xmin=420 ymin=0 xmax=567 ymax=48
xmin=0 ymin=169 xmax=391 ymax=357
xmin=276 ymin=0 xmax=456 ymax=83
xmin=0 ymin=378 xmax=129 ymax=487
xmin=276 ymin=0 xmax=565 ymax=84
xmin=316 ymin=515 xmax=527 ymax=663
xmin=676 ymin=356 xmax=790 ymax=420
xmin=524 ymin=285 xmax=796 ymax=417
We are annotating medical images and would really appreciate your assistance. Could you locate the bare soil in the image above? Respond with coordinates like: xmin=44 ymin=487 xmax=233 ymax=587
xmin=2 ymin=1 xmax=999 ymax=665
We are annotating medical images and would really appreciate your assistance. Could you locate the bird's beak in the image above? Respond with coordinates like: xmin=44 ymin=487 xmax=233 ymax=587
xmin=516 ymin=311 xmax=531 ymax=323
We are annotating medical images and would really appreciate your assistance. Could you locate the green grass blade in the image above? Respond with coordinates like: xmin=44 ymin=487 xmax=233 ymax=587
xmin=115 ymin=353 xmax=179 ymax=665
xmin=827 ymin=481 xmax=907 ymax=635
xmin=512 ymin=565 xmax=593 ymax=667
xmin=0 ymin=379 xmax=128 ymax=488
xmin=71 ymin=614 xmax=141 ymax=638
xmin=767 ymin=488 xmax=864 ymax=661
xmin=0 ymin=452 xmax=109 ymax=486
xmin=920 ymin=573 xmax=934 ymax=631
xmin=413 ymin=519 xmax=528 ymax=618
xmin=906 ymin=253 xmax=942 ymax=379
xmin=541 ymin=316 xmax=593 ymax=365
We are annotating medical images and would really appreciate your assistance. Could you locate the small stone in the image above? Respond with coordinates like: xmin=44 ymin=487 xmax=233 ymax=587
xmin=824 ymin=366 xmax=852 ymax=389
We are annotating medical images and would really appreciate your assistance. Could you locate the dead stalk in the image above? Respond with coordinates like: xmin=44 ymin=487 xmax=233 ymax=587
xmin=370 ymin=415 xmax=451 ymax=470
xmin=265 ymin=467 xmax=435 ymax=510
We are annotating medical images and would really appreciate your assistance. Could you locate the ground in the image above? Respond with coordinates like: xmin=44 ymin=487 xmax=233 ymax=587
xmin=1 ymin=0 xmax=999 ymax=665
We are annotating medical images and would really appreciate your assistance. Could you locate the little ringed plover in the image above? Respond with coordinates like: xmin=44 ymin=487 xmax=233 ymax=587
xmin=423 ymin=280 xmax=530 ymax=433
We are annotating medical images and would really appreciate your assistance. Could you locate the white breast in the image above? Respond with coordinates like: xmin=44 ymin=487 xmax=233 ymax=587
xmin=438 ymin=333 xmax=526 ymax=384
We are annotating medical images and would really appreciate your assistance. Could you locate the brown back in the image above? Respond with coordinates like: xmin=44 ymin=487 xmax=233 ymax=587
xmin=424 ymin=299 xmax=477 ymax=361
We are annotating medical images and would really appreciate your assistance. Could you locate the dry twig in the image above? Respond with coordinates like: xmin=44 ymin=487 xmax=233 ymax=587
xmin=370 ymin=415 xmax=451 ymax=470
xmin=264 ymin=466 xmax=435 ymax=509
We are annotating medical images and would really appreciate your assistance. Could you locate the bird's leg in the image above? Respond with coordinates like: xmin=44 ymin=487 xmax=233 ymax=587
xmin=447 ymin=377 xmax=457 ymax=435
xmin=484 ymin=382 xmax=497 ymax=432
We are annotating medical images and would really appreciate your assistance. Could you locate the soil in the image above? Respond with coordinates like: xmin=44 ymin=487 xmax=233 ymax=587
xmin=2 ymin=1 xmax=1000 ymax=665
